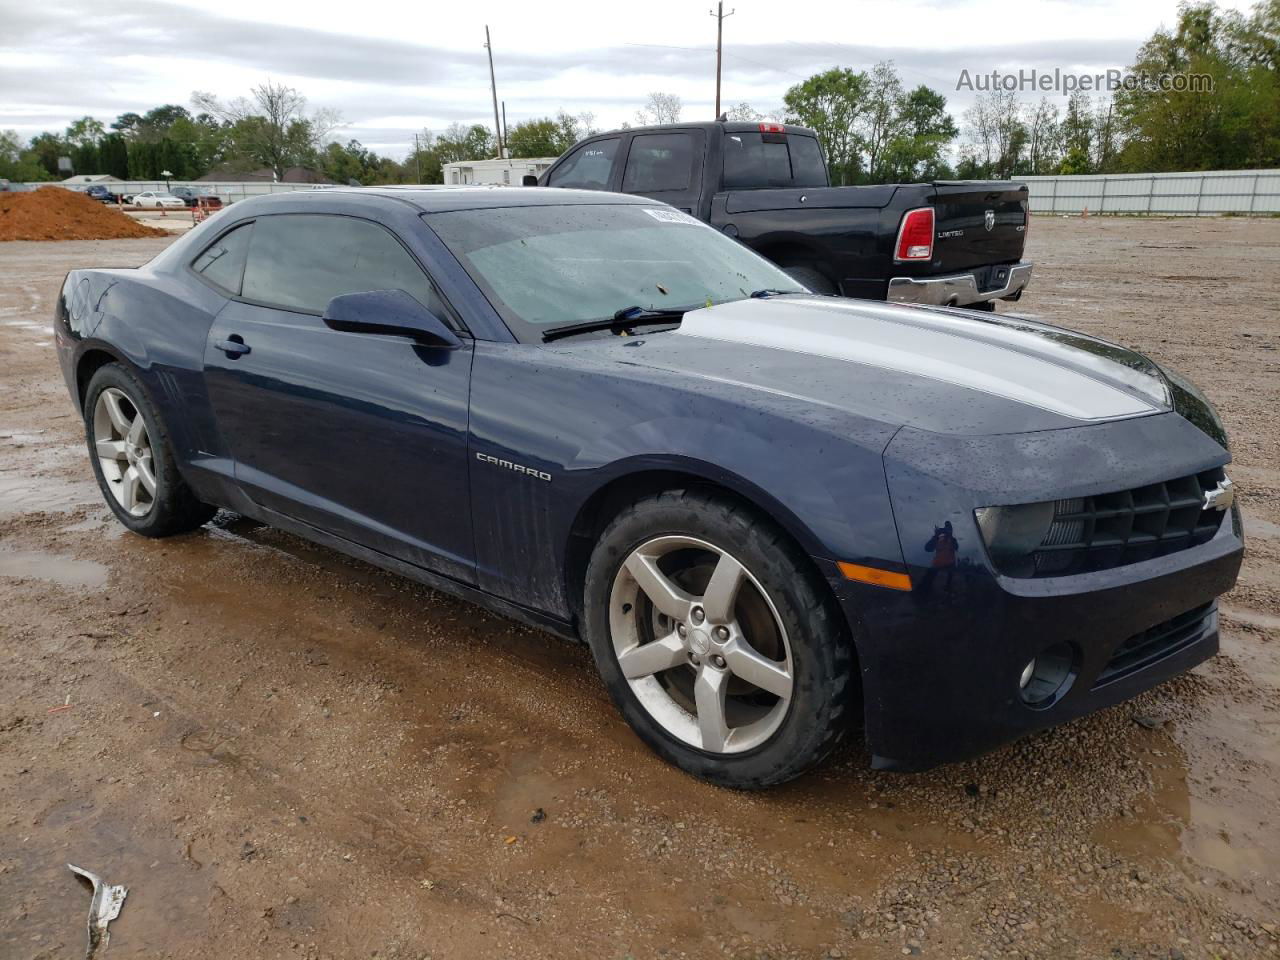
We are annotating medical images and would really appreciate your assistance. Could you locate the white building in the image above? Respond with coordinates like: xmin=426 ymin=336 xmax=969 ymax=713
xmin=442 ymin=157 xmax=556 ymax=187
xmin=61 ymin=174 xmax=123 ymax=185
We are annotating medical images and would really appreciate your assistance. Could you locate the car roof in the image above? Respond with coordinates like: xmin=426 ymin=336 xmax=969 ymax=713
xmin=239 ymin=185 xmax=658 ymax=214
xmin=586 ymin=120 xmax=819 ymax=139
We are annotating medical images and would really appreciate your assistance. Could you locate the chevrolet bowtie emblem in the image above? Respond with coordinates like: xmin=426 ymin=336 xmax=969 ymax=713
xmin=1202 ymin=476 xmax=1234 ymax=512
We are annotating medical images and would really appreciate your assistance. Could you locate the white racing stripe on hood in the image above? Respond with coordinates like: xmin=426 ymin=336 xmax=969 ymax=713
xmin=677 ymin=299 xmax=1158 ymax=422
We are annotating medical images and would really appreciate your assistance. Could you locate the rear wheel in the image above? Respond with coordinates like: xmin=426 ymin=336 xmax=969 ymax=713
xmin=84 ymin=364 xmax=216 ymax=537
xmin=583 ymin=490 xmax=853 ymax=788
xmin=781 ymin=265 xmax=837 ymax=296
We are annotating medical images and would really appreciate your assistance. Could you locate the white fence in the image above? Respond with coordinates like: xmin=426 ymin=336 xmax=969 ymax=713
xmin=9 ymin=180 xmax=331 ymax=203
xmin=1023 ymin=169 xmax=1280 ymax=216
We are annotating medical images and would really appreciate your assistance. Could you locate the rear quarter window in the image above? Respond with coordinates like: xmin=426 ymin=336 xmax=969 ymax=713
xmin=191 ymin=222 xmax=254 ymax=296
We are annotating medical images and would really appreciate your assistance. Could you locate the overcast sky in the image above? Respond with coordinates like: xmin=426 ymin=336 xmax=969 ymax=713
xmin=1 ymin=0 xmax=1258 ymax=157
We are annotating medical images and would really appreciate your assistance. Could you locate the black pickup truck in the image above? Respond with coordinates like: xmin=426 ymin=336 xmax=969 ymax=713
xmin=535 ymin=121 xmax=1031 ymax=309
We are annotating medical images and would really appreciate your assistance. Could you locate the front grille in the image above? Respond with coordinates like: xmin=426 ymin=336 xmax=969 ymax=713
xmin=1093 ymin=602 xmax=1215 ymax=687
xmin=1030 ymin=467 xmax=1227 ymax=577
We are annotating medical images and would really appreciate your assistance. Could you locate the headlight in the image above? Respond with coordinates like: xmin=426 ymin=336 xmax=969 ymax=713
xmin=1162 ymin=364 xmax=1229 ymax=449
xmin=974 ymin=502 xmax=1055 ymax=574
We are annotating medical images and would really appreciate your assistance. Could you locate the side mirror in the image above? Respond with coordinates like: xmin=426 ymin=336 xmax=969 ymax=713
xmin=521 ymin=174 xmax=539 ymax=187
xmin=323 ymin=289 xmax=462 ymax=348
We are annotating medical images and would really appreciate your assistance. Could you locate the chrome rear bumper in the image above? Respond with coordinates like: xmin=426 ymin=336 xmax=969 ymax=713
xmin=888 ymin=260 xmax=1033 ymax=307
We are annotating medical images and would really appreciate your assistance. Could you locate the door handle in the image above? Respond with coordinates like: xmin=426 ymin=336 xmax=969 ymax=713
xmin=216 ymin=336 xmax=251 ymax=358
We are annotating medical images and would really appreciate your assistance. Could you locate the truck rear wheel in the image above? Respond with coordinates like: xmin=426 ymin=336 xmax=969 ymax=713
xmin=781 ymin=266 xmax=836 ymax=296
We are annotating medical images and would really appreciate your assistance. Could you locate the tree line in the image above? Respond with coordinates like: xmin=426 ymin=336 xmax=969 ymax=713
xmin=1 ymin=0 xmax=1275 ymax=187
xmin=955 ymin=0 xmax=1279 ymax=179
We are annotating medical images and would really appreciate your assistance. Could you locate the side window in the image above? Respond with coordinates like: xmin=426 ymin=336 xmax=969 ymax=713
xmin=547 ymin=138 xmax=620 ymax=190
xmin=240 ymin=214 xmax=439 ymax=316
xmin=622 ymin=133 xmax=694 ymax=193
xmin=191 ymin=222 xmax=254 ymax=296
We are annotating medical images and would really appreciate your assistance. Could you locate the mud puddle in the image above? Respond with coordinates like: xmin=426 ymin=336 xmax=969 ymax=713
xmin=0 ymin=548 xmax=108 ymax=589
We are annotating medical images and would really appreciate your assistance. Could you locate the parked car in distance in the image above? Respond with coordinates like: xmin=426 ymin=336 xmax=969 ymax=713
xmin=84 ymin=184 xmax=120 ymax=204
xmin=131 ymin=191 xmax=187 ymax=209
xmin=55 ymin=187 xmax=1242 ymax=788
xmin=171 ymin=186 xmax=224 ymax=208
xmin=537 ymin=121 xmax=1031 ymax=310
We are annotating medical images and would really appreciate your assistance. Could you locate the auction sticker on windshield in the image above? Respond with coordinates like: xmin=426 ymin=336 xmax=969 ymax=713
xmin=644 ymin=208 xmax=701 ymax=225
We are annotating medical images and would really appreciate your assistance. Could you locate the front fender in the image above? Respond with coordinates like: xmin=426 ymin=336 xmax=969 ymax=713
xmin=567 ymin=417 xmax=900 ymax=564
xmin=468 ymin=341 xmax=905 ymax=621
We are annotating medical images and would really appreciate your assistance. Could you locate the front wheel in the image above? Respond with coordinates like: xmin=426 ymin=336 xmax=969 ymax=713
xmin=583 ymin=490 xmax=854 ymax=788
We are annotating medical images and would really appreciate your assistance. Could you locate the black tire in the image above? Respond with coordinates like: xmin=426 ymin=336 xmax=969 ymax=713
xmin=963 ymin=300 xmax=997 ymax=312
xmin=582 ymin=489 xmax=853 ymax=789
xmin=781 ymin=265 xmax=837 ymax=296
xmin=83 ymin=363 xmax=216 ymax=537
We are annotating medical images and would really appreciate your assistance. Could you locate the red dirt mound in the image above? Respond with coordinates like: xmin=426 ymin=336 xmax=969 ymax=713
xmin=0 ymin=187 xmax=169 ymax=242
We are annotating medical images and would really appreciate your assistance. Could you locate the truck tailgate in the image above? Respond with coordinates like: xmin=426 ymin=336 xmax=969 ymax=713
xmin=928 ymin=182 xmax=1027 ymax=272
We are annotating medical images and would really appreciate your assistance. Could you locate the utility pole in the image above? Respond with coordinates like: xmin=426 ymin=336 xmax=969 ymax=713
xmin=501 ymin=101 xmax=508 ymax=154
xmin=485 ymin=25 xmax=504 ymax=158
xmin=709 ymin=2 xmax=735 ymax=119
xmin=413 ymin=133 xmax=421 ymax=183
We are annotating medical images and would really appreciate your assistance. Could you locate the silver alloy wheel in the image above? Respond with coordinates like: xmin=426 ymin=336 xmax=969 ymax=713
xmin=609 ymin=535 xmax=794 ymax=754
xmin=92 ymin=387 xmax=157 ymax=517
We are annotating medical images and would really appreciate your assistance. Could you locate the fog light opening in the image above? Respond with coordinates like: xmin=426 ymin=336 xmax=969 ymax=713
xmin=1018 ymin=658 xmax=1036 ymax=690
xmin=1018 ymin=642 xmax=1076 ymax=708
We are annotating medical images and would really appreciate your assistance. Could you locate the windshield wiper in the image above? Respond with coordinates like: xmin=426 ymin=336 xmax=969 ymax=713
xmin=750 ymin=288 xmax=800 ymax=299
xmin=541 ymin=305 xmax=689 ymax=342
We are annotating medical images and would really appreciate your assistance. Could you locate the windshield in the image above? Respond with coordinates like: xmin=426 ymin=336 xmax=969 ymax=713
xmin=427 ymin=203 xmax=806 ymax=341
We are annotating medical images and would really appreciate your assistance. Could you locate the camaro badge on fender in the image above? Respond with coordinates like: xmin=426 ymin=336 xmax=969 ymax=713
xmin=476 ymin=451 xmax=552 ymax=481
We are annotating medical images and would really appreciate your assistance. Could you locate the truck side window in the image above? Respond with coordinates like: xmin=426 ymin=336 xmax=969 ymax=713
xmin=547 ymin=138 xmax=621 ymax=190
xmin=622 ymin=133 xmax=694 ymax=193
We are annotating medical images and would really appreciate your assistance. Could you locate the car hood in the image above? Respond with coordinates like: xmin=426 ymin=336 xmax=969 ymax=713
xmin=589 ymin=296 xmax=1172 ymax=436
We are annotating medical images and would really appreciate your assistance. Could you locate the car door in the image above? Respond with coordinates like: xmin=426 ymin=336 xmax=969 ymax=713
xmin=199 ymin=212 xmax=476 ymax=583
xmin=619 ymin=130 xmax=705 ymax=214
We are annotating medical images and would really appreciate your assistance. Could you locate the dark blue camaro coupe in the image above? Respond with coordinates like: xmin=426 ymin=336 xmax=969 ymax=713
xmin=55 ymin=187 xmax=1244 ymax=787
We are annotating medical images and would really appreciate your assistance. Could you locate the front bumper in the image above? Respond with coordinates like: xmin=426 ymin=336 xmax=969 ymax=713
xmin=888 ymin=260 xmax=1033 ymax=307
xmin=828 ymin=524 xmax=1240 ymax=771
xmin=829 ymin=412 xmax=1243 ymax=771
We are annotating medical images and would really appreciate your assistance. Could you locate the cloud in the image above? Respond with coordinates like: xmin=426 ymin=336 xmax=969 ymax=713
xmin=3 ymin=0 xmax=1150 ymax=156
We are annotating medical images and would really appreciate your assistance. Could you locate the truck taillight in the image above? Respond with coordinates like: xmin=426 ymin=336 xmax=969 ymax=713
xmin=894 ymin=207 xmax=934 ymax=261
xmin=758 ymin=123 xmax=785 ymax=133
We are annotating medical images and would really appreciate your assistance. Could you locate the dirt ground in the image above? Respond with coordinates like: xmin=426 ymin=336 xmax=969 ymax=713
xmin=1 ymin=218 xmax=1277 ymax=960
